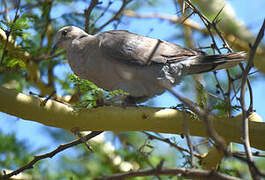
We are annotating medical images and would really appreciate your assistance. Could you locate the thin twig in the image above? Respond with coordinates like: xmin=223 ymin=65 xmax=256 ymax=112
xmin=213 ymin=71 xmax=226 ymax=100
xmin=90 ymin=1 xmax=114 ymax=29
xmin=179 ymin=2 xmax=265 ymax=178
xmin=71 ymin=128 xmax=95 ymax=152
xmin=185 ymin=0 xmax=233 ymax=52
xmin=182 ymin=110 xmax=195 ymax=167
xmin=233 ymin=151 xmax=265 ymax=158
xmin=97 ymin=167 xmax=240 ymax=180
xmin=1 ymin=131 xmax=103 ymax=179
xmin=143 ymin=132 xmax=203 ymax=159
xmin=84 ymin=0 xmax=100 ymax=33
xmin=137 ymin=140 xmax=162 ymax=180
xmin=2 ymin=0 xmax=10 ymax=22
xmin=233 ymin=153 xmax=265 ymax=177
xmin=38 ymin=0 xmax=53 ymax=53
xmin=40 ymin=90 xmax=56 ymax=107
xmin=212 ymin=6 xmax=224 ymax=25
xmin=92 ymin=0 xmax=132 ymax=34
xmin=239 ymin=19 xmax=265 ymax=180
xmin=165 ymin=86 xmax=229 ymax=155
xmin=225 ymin=70 xmax=233 ymax=118
xmin=184 ymin=0 xmax=232 ymax=108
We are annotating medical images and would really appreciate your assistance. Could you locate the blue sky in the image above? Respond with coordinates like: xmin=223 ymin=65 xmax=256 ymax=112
xmin=0 ymin=0 xmax=264 ymax=155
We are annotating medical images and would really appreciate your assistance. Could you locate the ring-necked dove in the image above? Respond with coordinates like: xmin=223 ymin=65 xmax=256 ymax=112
xmin=52 ymin=26 xmax=246 ymax=103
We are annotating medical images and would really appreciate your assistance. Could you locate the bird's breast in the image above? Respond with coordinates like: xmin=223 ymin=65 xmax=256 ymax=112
xmin=66 ymin=47 xmax=168 ymax=98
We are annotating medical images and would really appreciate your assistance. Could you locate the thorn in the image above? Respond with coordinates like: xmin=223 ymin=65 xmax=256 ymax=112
xmin=180 ymin=12 xmax=194 ymax=24
xmin=71 ymin=128 xmax=94 ymax=152
xmin=40 ymin=90 xmax=56 ymax=107
xmin=212 ymin=6 xmax=224 ymax=24
xmin=248 ymin=43 xmax=252 ymax=48
xmin=156 ymin=159 xmax=165 ymax=170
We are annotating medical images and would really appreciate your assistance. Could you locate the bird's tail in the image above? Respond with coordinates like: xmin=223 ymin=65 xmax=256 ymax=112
xmin=182 ymin=51 xmax=247 ymax=75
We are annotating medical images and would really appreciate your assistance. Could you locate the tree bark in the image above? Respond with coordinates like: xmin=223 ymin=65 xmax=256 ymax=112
xmin=0 ymin=86 xmax=264 ymax=150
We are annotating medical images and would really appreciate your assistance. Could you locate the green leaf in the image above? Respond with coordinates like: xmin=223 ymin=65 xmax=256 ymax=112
xmin=5 ymin=57 xmax=26 ymax=70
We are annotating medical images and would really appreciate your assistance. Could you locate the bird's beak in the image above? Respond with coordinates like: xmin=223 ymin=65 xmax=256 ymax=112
xmin=50 ymin=42 xmax=59 ymax=55
xmin=50 ymin=38 xmax=64 ymax=55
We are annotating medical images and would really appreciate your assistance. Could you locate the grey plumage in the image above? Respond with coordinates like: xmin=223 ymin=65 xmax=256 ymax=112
xmin=52 ymin=26 xmax=246 ymax=103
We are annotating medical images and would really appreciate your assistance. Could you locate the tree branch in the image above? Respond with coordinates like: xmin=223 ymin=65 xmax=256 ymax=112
xmin=84 ymin=0 xmax=100 ymax=33
xmin=97 ymin=167 xmax=240 ymax=180
xmin=1 ymin=131 xmax=102 ymax=179
xmin=92 ymin=0 xmax=132 ymax=34
xmin=0 ymin=86 xmax=264 ymax=151
xmin=143 ymin=132 xmax=203 ymax=159
xmin=239 ymin=19 xmax=265 ymax=180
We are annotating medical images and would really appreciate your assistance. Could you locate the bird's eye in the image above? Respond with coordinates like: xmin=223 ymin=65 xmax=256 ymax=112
xmin=62 ymin=30 xmax=68 ymax=36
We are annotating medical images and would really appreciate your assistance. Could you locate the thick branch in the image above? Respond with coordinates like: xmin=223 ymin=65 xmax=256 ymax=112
xmin=0 ymin=86 xmax=264 ymax=151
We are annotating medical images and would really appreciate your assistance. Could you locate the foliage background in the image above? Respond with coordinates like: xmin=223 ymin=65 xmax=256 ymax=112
xmin=0 ymin=0 xmax=264 ymax=179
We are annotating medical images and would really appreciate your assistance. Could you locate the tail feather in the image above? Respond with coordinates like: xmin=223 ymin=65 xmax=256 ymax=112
xmin=183 ymin=51 xmax=247 ymax=75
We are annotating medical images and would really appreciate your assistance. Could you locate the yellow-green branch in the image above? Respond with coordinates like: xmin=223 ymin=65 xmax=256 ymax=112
xmin=0 ymin=86 xmax=264 ymax=150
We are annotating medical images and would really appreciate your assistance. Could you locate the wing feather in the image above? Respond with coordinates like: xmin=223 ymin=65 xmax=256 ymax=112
xmin=96 ymin=30 xmax=202 ymax=65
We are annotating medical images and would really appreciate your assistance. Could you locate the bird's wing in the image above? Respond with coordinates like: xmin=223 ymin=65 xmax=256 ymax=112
xmin=96 ymin=30 xmax=202 ymax=65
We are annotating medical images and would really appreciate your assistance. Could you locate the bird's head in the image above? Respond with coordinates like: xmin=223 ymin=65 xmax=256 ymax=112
xmin=51 ymin=26 xmax=87 ymax=54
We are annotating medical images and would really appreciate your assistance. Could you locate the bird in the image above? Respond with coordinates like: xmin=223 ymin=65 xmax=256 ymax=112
xmin=51 ymin=26 xmax=246 ymax=104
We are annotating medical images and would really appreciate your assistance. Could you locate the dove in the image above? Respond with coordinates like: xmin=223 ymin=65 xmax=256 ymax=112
xmin=52 ymin=26 xmax=246 ymax=104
